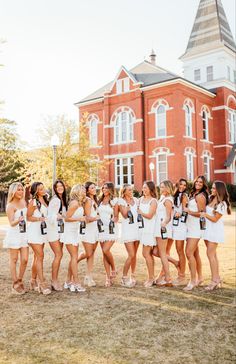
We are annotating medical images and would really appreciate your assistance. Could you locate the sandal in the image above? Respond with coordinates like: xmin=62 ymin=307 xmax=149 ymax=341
xmin=144 ymin=279 xmax=154 ymax=288
xmin=38 ymin=282 xmax=51 ymax=295
xmin=183 ymin=281 xmax=197 ymax=291
xmin=51 ymin=281 xmax=63 ymax=291
xmin=121 ymin=276 xmax=134 ymax=288
xmin=29 ymin=278 xmax=39 ymax=291
xmin=205 ymin=280 xmax=222 ymax=291
xmin=105 ymin=277 xmax=112 ymax=287
xmin=110 ymin=270 xmax=118 ymax=284
xmin=130 ymin=274 xmax=137 ymax=286
xmin=12 ymin=280 xmax=25 ymax=295
xmin=18 ymin=279 xmax=27 ymax=293
xmin=156 ymin=279 xmax=173 ymax=287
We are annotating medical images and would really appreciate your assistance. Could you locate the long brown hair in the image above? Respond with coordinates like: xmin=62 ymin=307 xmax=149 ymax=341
xmin=84 ymin=181 xmax=98 ymax=206
xmin=209 ymin=181 xmax=231 ymax=215
xmin=98 ymin=182 xmax=115 ymax=206
xmin=144 ymin=181 xmax=157 ymax=198
xmin=190 ymin=175 xmax=209 ymax=201
xmin=52 ymin=179 xmax=68 ymax=211
xmin=173 ymin=178 xmax=188 ymax=207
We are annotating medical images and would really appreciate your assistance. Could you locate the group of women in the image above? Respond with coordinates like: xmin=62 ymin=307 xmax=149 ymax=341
xmin=3 ymin=175 xmax=231 ymax=296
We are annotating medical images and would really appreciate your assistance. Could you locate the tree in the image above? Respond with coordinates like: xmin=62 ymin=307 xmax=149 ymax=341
xmin=24 ymin=114 xmax=106 ymax=190
xmin=0 ymin=118 xmax=25 ymax=191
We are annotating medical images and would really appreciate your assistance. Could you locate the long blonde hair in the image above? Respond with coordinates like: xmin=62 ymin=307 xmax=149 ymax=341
xmin=160 ymin=180 xmax=174 ymax=196
xmin=7 ymin=182 xmax=25 ymax=204
xmin=70 ymin=184 xmax=86 ymax=206
xmin=119 ymin=184 xmax=132 ymax=199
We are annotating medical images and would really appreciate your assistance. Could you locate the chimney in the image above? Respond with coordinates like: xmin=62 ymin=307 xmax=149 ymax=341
xmin=149 ymin=49 xmax=156 ymax=65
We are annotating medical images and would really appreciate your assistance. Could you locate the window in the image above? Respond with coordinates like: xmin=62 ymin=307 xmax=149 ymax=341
xmin=89 ymin=117 xmax=98 ymax=146
xmin=114 ymin=111 xmax=134 ymax=144
xmin=227 ymin=66 xmax=231 ymax=81
xmin=228 ymin=109 xmax=236 ymax=143
xmin=194 ymin=69 xmax=201 ymax=81
xmin=116 ymin=77 xmax=130 ymax=94
xmin=186 ymin=153 xmax=194 ymax=181
xmin=156 ymin=105 xmax=166 ymax=137
xmin=206 ymin=66 xmax=213 ymax=82
xmin=185 ymin=105 xmax=192 ymax=137
xmin=156 ymin=154 xmax=167 ymax=184
xmin=115 ymin=158 xmax=134 ymax=186
xmin=202 ymin=111 xmax=209 ymax=140
xmin=203 ymin=156 xmax=210 ymax=181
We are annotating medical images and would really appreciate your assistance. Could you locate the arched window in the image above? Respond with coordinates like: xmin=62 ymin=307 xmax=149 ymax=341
xmin=202 ymin=151 xmax=212 ymax=181
xmin=184 ymin=147 xmax=195 ymax=181
xmin=156 ymin=153 xmax=167 ymax=184
xmin=228 ymin=109 xmax=236 ymax=143
xmin=88 ymin=116 xmax=98 ymax=146
xmin=113 ymin=109 xmax=134 ymax=144
xmin=184 ymin=105 xmax=192 ymax=137
xmin=156 ymin=105 xmax=166 ymax=137
xmin=202 ymin=111 xmax=208 ymax=140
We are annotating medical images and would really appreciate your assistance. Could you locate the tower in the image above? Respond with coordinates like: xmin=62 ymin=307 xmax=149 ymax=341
xmin=180 ymin=0 xmax=236 ymax=91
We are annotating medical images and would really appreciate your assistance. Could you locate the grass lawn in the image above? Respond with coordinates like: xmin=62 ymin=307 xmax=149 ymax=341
xmin=0 ymin=213 xmax=235 ymax=364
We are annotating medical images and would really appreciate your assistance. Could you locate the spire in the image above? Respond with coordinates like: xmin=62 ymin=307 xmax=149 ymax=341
xmin=149 ymin=49 xmax=156 ymax=65
xmin=181 ymin=0 xmax=236 ymax=58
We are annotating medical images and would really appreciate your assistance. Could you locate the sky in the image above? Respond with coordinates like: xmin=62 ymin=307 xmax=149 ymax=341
xmin=0 ymin=0 xmax=235 ymax=148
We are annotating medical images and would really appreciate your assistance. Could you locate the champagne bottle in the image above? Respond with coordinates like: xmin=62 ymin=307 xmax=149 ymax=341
xmin=199 ymin=211 xmax=206 ymax=230
xmin=127 ymin=204 xmax=134 ymax=224
xmin=109 ymin=214 xmax=115 ymax=234
xmin=40 ymin=214 xmax=47 ymax=235
xmin=80 ymin=218 xmax=86 ymax=235
xmin=137 ymin=212 xmax=144 ymax=229
xmin=172 ymin=212 xmax=179 ymax=227
xmin=58 ymin=218 xmax=64 ymax=233
xmin=160 ymin=219 xmax=168 ymax=240
xmin=19 ymin=211 xmax=26 ymax=233
xmin=97 ymin=213 xmax=104 ymax=233
xmin=180 ymin=203 xmax=188 ymax=223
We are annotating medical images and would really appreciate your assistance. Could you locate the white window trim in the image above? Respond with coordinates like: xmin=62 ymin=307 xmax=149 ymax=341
xmin=155 ymin=153 xmax=168 ymax=185
xmin=202 ymin=110 xmax=209 ymax=141
xmin=228 ymin=109 xmax=236 ymax=144
xmin=203 ymin=155 xmax=211 ymax=181
xmin=184 ymin=105 xmax=193 ymax=138
xmin=115 ymin=157 xmax=134 ymax=188
xmin=155 ymin=105 xmax=167 ymax=138
xmin=113 ymin=110 xmax=135 ymax=144
xmin=186 ymin=153 xmax=194 ymax=181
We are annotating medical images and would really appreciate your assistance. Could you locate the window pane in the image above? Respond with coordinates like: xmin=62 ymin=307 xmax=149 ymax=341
xmin=156 ymin=106 xmax=166 ymax=137
xmin=194 ymin=69 xmax=200 ymax=81
xmin=158 ymin=154 xmax=166 ymax=162
xmin=207 ymin=66 xmax=213 ymax=81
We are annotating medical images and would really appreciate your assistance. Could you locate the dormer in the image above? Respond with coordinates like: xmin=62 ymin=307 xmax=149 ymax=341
xmin=109 ymin=66 xmax=142 ymax=96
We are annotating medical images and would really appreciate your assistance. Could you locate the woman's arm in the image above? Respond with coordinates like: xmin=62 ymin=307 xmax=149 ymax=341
xmin=65 ymin=201 xmax=86 ymax=222
xmin=138 ymin=200 xmax=157 ymax=219
xmin=6 ymin=205 xmax=21 ymax=227
xmin=47 ymin=197 xmax=61 ymax=224
xmin=185 ymin=195 xmax=206 ymax=218
xmin=113 ymin=203 xmax=119 ymax=223
xmin=200 ymin=211 xmax=222 ymax=223
xmin=84 ymin=199 xmax=97 ymax=222
xmin=162 ymin=200 xmax=173 ymax=226
xmin=27 ymin=200 xmax=44 ymax=222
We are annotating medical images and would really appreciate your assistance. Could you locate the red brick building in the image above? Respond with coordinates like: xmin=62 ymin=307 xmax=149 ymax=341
xmin=75 ymin=0 xmax=236 ymax=191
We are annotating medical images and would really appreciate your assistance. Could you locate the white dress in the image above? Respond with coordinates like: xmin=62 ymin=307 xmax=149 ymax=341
xmin=203 ymin=202 xmax=227 ymax=243
xmin=97 ymin=199 xmax=118 ymax=242
xmin=63 ymin=206 xmax=84 ymax=246
xmin=27 ymin=203 xmax=48 ymax=244
xmin=119 ymin=198 xmax=140 ymax=243
xmin=186 ymin=197 xmax=204 ymax=239
xmin=82 ymin=200 xmax=99 ymax=244
xmin=47 ymin=196 xmax=66 ymax=243
xmin=3 ymin=208 xmax=28 ymax=249
xmin=155 ymin=195 xmax=173 ymax=239
xmin=139 ymin=198 xmax=157 ymax=246
xmin=172 ymin=194 xmax=187 ymax=241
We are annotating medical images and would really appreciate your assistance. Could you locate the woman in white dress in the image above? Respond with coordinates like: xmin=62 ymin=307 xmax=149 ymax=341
xmin=97 ymin=182 xmax=119 ymax=287
xmin=78 ymin=181 xmax=99 ymax=287
xmin=183 ymin=175 xmax=209 ymax=291
xmin=201 ymin=181 xmax=231 ymax=291
xmin=63 ymin=184 xmax=86 ymax=292
xmin=27 ymin=182 xmax=51 ymax=295
xmin=137 ymin=181 xmax=157 ymax=288
xmin=119 ymin=184 xmax=140 ymax=288
xmin=172 ymin=178 xmax=188 ymax=285
xmin=47 ymin=180 xmax=68 ymax=291
xmin=153 ymin=180 xmax=175 ymax=287
xmin=3 ymin=182 xmax=29 ymax=294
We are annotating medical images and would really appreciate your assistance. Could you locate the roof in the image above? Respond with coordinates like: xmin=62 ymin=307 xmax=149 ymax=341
xmin=224 ymin=144 xmax=236 ymax=167
xmin=181 ymin=0 xmax=236 ymax=58
xmin=75 ymin=61 xmax=178 ymax=104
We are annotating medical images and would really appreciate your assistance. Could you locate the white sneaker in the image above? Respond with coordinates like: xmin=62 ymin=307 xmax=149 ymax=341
xmin=75 ymin=284 xmax=86 ymax=292
xmin=69 ymin=284 xmax=76 ymax=292
xmin=64 ymin=282 xmax=71 ymax=289
xmin=84 ymin=276 xmax=96 ymax=287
